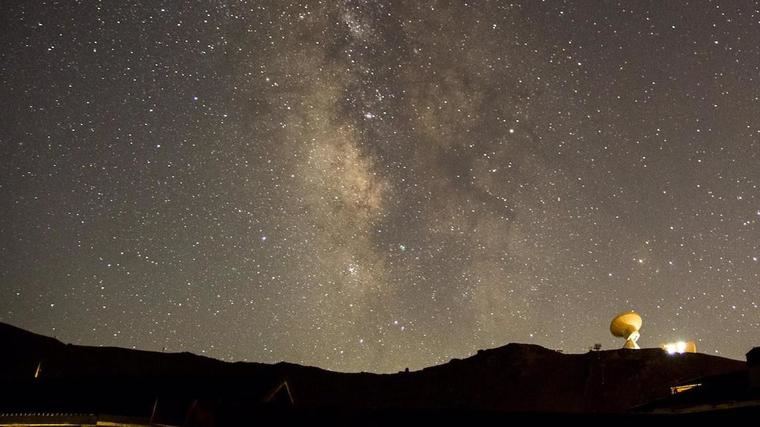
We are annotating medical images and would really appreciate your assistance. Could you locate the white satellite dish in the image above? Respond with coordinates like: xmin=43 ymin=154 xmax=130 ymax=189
xmin=610 ymin=311 xmax=642 ymax=349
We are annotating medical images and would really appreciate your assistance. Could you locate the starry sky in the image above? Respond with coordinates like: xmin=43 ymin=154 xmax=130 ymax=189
xmin=1 ymin=1 xmax=759 ymax=373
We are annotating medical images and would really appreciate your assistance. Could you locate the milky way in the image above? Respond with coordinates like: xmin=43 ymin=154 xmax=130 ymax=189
xmin=1 ymin=1 xmax=759 ymax=372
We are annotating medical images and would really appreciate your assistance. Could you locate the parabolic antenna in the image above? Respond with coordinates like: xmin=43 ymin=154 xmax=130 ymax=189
xmin=610 ymin=311 xmax=642 ymax=349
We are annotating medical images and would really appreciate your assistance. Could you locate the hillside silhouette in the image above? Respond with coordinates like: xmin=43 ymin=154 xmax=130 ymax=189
xmin=0 ymin=322 xmax=754 ymax=424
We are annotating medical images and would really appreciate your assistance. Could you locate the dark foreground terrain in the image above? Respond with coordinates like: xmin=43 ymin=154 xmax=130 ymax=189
xmin=1 ymin=322 xmax=758 ymax=425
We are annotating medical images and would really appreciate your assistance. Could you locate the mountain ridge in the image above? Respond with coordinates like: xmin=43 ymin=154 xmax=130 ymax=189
xmin=0 ymin=321 xmax=749 ymax=417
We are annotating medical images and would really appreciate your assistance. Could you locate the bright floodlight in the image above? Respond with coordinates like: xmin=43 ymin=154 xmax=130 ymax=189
xmin=663 ymin=341 xmax=697 ymax=354
xmin=610 ymin=311 xmax=642 ymax=349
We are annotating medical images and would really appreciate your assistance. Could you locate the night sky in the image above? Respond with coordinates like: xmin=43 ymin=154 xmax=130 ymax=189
xmin=2 ymin=1 xmax=759 ymax=373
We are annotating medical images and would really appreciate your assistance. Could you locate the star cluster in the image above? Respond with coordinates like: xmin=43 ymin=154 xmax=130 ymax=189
xmin=1 ymin=1 xmax=759 ymax=372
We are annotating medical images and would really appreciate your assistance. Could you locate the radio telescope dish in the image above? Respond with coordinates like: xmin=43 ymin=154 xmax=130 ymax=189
xmin=610 ymin=311 xmax=642 ymax=350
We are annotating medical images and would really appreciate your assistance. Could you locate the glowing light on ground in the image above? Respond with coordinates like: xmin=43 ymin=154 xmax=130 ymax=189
xmin=663 ymin=341 xmax=697 ymax=354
